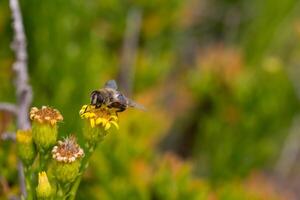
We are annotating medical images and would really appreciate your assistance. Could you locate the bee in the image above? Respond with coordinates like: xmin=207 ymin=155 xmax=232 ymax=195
xmin=90 ymin=80 xmax=146 ymax=112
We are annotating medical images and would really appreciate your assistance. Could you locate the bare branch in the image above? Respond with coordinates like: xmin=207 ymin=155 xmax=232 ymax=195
xmin=1 ymin=132 xmax=16 ymax=141
xmin=9 ymin=0 xmax=33 ymax=197
xmin=0 ymin=103 xmax=18 ymax=115
xmin=10 ymin=0 xmax=32 ymax=130
xmin=118 ymin=8 xmax=142 ymax=96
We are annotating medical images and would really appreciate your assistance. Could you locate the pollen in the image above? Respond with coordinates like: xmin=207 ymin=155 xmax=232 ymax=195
xmin=52 ymin=135 xmax=84 ymax=163
xmin=30 ymin=106 xmax=63 ymax=125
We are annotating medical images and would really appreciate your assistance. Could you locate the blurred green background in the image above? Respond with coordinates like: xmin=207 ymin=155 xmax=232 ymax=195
xmin=1 ymin=0 xmax=300 ymax=199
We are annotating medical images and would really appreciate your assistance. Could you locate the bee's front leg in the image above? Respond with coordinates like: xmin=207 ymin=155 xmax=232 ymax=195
xmin=116 ymin=107 xmax=126 ymax=112
xmin=95 ymin=103 xmax=102 ymax=109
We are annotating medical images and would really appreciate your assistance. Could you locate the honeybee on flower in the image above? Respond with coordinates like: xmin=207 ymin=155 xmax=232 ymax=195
xmin=89 ymin=80 xmax=146 ymax=112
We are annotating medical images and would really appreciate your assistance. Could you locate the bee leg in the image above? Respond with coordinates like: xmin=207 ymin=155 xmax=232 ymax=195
xmin=116 ymin=107 xmax=126 ymax=112
xmin=95 ymin=103 xmax=102 ymax=109
xmin=107 ymin=102 xmax=126 ymax=113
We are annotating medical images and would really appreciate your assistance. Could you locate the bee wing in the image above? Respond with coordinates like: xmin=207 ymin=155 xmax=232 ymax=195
xmin=127 ymin=98 xmax=147 ymax=111
xmin=104 ymin=80 xmax=118 ymax=90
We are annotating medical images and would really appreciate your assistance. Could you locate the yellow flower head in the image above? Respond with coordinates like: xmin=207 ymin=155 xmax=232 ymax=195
xmin=30 ymin=106 xmax=63 ymax=126
xmin=79 ymin=105 xmax=119 ymax=130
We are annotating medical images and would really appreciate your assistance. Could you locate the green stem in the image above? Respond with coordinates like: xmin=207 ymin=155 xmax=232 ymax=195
xmin=66 ymin=175 xmax=82 ymax=200
xmin=56 ymin=182 xmax=70 ymax=200
xmin=57 ymin=184 xmax=65 ymax=200
xmin=67 ymin=143 xmax=96 ymax=200
xmin=24 ymin=167 xmax=34 ymax=200
xmin=39 ymin=149 xmax=49 ymax=171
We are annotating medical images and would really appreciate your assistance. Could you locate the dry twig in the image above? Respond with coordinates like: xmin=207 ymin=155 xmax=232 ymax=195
xmin=1 ymin=132 xmax=16 ymax=141
xmin=3 ymin=0 xmax=33 ymax=197
xmin=0 ymin=103 xmax=18 ymax=115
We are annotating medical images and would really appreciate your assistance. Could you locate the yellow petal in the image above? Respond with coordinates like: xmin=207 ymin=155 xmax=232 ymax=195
xmin=90 ymin=118 xmax=95 ymax=128
xmin=80 ymin=105 xmax=87 ymax=111
xmin=101 ymin=119 xmax=109 ymax=126
xmin=89 ymin=113 xmax=96 ymax=118
xmin=81 ymin=113 xmax=88 ymax=118
xmin=50 ymin=119 xmax=56 ymax=126
xmin=110 ymin=121 xmax=119 ymax=129
xmin=110 ymin=115 xmax=118 ymax=121
xmin=104 ymin=122 xmax=111 ymax=130
xmin=96 ymin=118 xmax=104 ymax=125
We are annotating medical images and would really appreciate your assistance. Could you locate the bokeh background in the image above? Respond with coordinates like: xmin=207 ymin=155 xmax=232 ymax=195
xmin=1 ymin=0 xmax=300 ymax=199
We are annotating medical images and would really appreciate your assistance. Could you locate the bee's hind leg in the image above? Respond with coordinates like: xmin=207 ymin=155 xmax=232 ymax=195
xmin=108 ymin=102 xmax=126 ymax=113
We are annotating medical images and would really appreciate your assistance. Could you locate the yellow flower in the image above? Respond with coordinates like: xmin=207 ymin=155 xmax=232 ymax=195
xmin=79 ymin=105 xmax=119 ymax=146
xmin=79 ymin=105 xmax=119 ymax=130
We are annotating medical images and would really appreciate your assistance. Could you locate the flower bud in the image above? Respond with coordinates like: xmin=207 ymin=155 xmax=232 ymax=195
xmin=79 ymin=105 xmax=119 ymax=145
xmin=36 ymin=171 xmax=52 ymax=199
xmin=52 ymin=136 xmax=84 ymax=183
xmin=16 ymin=129 xmax=36 ymax=166
xmin=30 ymin=106 xmax=63 ymax=150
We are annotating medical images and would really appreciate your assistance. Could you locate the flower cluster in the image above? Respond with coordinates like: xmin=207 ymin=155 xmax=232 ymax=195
xmin=16 ymin=101 xmax=122 ymax=199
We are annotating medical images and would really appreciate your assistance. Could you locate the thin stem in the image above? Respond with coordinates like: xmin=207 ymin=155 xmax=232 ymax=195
xmin=56 ymin=183 xmax=66 ymax=200
xmin=67 ymin=143 xmax=96 ymax=200
xmin=59 ymin=182 xmax=73 ymax=200
xmin=24 ymin=167 xmax=33 ymax=200
xmin=66 ymin=176 xmax=81 ymax=200
xmin=39 ymin=149 xmax=49 ymax=172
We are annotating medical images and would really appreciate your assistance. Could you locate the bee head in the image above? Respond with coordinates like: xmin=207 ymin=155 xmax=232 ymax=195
xmin=90 ymin=90 xmax=104 ymax=108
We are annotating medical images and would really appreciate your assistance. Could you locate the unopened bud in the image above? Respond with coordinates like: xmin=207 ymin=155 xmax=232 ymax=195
xmin=36 ymin=171 xmax=52 ymax=199
xmin=16 ymin=129 xmax=36 ymax=166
